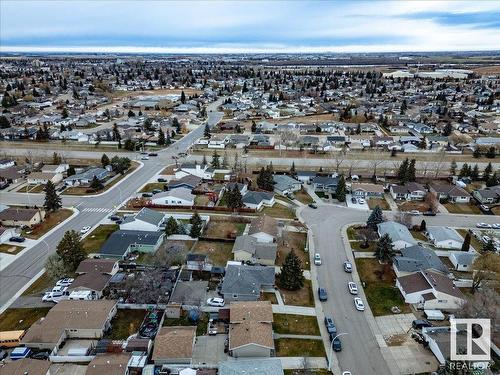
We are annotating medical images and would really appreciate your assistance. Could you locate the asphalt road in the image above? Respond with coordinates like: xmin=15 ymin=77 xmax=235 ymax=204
xmin=300 ymin=204 xmax=499 ymax=375
xmin=0 ymin=99 xmax=224 ymax=310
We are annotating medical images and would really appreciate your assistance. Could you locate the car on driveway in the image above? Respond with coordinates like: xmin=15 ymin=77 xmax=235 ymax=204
xmin=324 ymin=316 xmax=337 ymax=335
xmin=412 ymin=319 xmax=432 ymax=329
xmin=30 ymin=351 xmax=50 ymax=360
xmin=343 ymin=261 xmax=352 ymax=273
xmin=351 ymin=197 xmax=357 ymax=204
xmin=493 ymin=223 xmax=500 ymax=229
xmin=148 ymin=153 xmax=158 ymax=157
xmin=342 ymin=372 xmax=352 ymax=375
xmin=152 ymin=188 xmax=163 ymax=194
xmin=476 ymin=222 xmax=492 ymax=228
xmin=409 ymin=210 xmax=421 ymax=215
xmin=357 ymin=198 xmax=366 ymax=204
xmin=80 ymin=226 xmax=91 ymax=234
xmin=9 ymin=236 xmax=25 ymax=243
xmin=354 ymin=297 xmax=365 ymax=311
xmin=348 ymin=281 xmax=358 ymax=295
xmin=314 ymin=253 xmax=322 ymax=265
xmin=308 ymin=203 xmax=318 ymax=209
xmin=206 ymin=297 xmax=225 ymax=307
xmin=56 ymin=278 xmax=74 ymax=287
xmin=142 ymin=192 xmax=153 ymax=198
xmin=423 ymin=211 xmax=437 ymax=216
xmin=318 ymin=287 xmax=328 ymax=301
xmin=141 ymin=156 xmax=150 ymax=160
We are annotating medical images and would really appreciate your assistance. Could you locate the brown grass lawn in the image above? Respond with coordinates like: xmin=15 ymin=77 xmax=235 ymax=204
xmin=273 ymin=314 xmax=320 ymax=335
xmin=202 ymin=219 xmax=246 ymax=239
xmin=140 ymin=182 xmax=166 ymax=192
xmin=410 ymin=230 xmax=428 ymax=242
xmin=346 ymin=225 xmax=363 ymax=241
xmin=163 ymin=312 xmax=208 ymax=336
xmin=82 ymin=224 xmax=119 ymax=254
xmin=0 ymin=308 xmax=51 ymax=331
xmin=284 ymin=370 xmax=331 ymax=375
xmin=194 ymin=194 xmax=212 ymax=206
xmin=457 ymin=229 xmax=483 ymax=252
xmin=160 ymin=165 xmax=176 ymax=175
xmin=278 ymin=279 xmax=314 ymax=307
xmin=275 ymin=338 xmax=326 ymax=357
xmin=350 ymin=241 xmax=376 ymax=252
xmin=294 ymin=188 xmax=314 ymax=205
xmin=192 ymin=240 xmax=234 ymax=266
xmin=0 ymin=244 xmax=24 ymax=255
xmin=277 ymin=232 xmax=310 ymax=270
xmin=17 ymin=184 xmax=46 ymax=193
xmin=262 ymin=204 xmax=297 ymax=220
xmin=105 ymin=309 xmax=146 ymax=340
xmin=22 ymin=272 xmax=54 ymax=296
xmin=24 ymin=209 xmax=73 ymax=239
xmin=368 ymin=197 xmax=391 ymax=210
xmin=398 ymin=201 xmax=430 ymax=212
xmin=261 ymin=292 xmax=278 ymax=304
xmin=355 ymin=258 xmax=410 ymax=316
xmin=444 ymin=203 xmax=482 ymax=215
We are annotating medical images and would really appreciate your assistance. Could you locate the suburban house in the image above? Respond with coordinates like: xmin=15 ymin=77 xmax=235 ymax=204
xmin=226 ymin=182 xmax=248 ymax=196
xmin=429 ymin=182 xmax=471 ymax=203
xmin=86 ymin=353 xmax=132 ymax=375
xmin=0 ymin=207 xmax=46 ymax=228
xmin=248 ymin=215 xmax=278 ymax=243
xmin=392 ymin=245 xmax=449 ymax=277
xmin=351 ymin=183 xmax=384 ymax=198
xmin=448 ymin=251 xmax=477 ymax=272
xmin=0 ymin=158 xmax=15 ymax=169
xmin=100 ymin=230 xmax=164 ymax=259
xmin=21 ymin=300 xmax=117 ymax=351
xmin=426 ymin=227 xmax=464 ymax=249
xmin=150 ymin=187 xmax=195 ymax=206
xmin=312 ymin=176 xmax=339 ymax=193
xmin=232 ymin=235 xmax=277 ymax=265
xmin=396 ymin=270 xmax=466 ymax=310
xmin=68 ymin=259 xmax=119 ymax=299
xmin=273 ymin=174 xmax=302 ymax=195
xmin=27 ymin=171 xmax=63 ymax=185
xmin=0 ymin=358 xmax=51 ymax=375
xmin=168 ymin=174 xmax=202 ymax=190
xmin=219 ymin=359 xmax=284 ymax=375
xmin=221 ymin=264 xmax=275 ymax=301
xmin=473 ymin=185 xmax=500 ymax=204
xmin=229 ymin=301 xmax=274 ymax=358
xmin=377 ymin=221 xmax=418 ymax=250
xmin=296 ymin=170 xmax=317 ymax=183
xmin=64 ymin=167 xmax=109 ymax=186
xmin=390 ymin=182 xmax=427 ymax=201
xmin=152 ymin=326 xmax=196 ymax=365
xmin=41 ymin=164 xmax=69 ymax=174
xmin=174 ymin=163 xmax=213 ymax=179
xmin=242 ymin=191 xmax=275 ymax=210
xmin=120 ymin=207 xmax=165 ymax=231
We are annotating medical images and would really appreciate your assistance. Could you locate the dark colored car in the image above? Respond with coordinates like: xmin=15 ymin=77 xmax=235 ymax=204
xmin=0 ymin=350 xmax=7 ymax=360
xmin=109 ymin=215 xmax=121 ymax=221
xmin=318 ymin=287 xmax=328 ymax=302
xmin=148 ymin=153 xmax=158 ymax=157
xmin=331 ymin=336 xmax=342 ymax=352
xmin=157 ymin=178 xmax=167 ymax=183
xmin=30 ymin=351 xmax=50 ymax=360
xmin=423 ymin=211 xmax=437 ymax=216
xmin=142 ymin=192 xmax=153 ymax=198
xmin=152 ymin=189 xmax=162 ymax=195
xmin=412 ymin=319 xmax=432 ymax=329
xmin=324 ymin=316 xmax=337 ymax=335
xmin=9 ymin=236 xmax=25 ymax=243
xmin=308 ymin=203 xmax=318 ymax=209
xmin=0 ymin=181 xmax=10 ymax=190
xmin=351 ymin=197 xmax=357 ymax=204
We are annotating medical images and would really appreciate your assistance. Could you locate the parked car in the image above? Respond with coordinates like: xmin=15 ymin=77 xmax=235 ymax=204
xmin=351 ymin=197 xmax=357 ymax=204
xmin=142 ymin=192 xmax=153 ymax=198
xmin=148 ymin=153 xmax=158 ymax=157
xmin=493 ymin=223 xmax=500 ymax=229
xmin=331 ymin=336 xmax=342 ymax=352
xmin=109 ymin=215 xmax=122 ymax=221
xmin=412 ymin=319 xmax=432 ymax=329
xmin=56 ymin=278 xmax=74 ymax=287
xmin=308 ymin=203 xmax=318 ymax=209
xmin=423 ymin=211 xmax=437 ymax=216
xmin=409 ymin=210 xmax=421 ymax=215
xmin=348 ymin=281 xmax=358 ymax=295
xmin=0 ymin=349 xmax=7 ymax=360
xmin=0 ymin=181 xmax=10 ymax=190
xmin=141 ymin=156 xmax=150 ymax=160
xmin=476 ymin=222 xmax=492 ymax=228
xmin=342 ymin=372 xmax=352 ymax=375
xmin=480 ymin=205 xmax=490 ymax=212
xmin=206 ymin=297 xmax=225 ymax=307
xmin=9 ymin=236 xmax=25 ymax=243
xmin=80 ymin=226 xmax=91 ymax=234
xmin=157 ymin=178 xmax=167 ymax=182
xmin=318 ymin=287 xmax=328 ymax=301
xmin=324 ymin=316 xmax=337 ymax=335
xmin=354 ymin=297 xmax=365 ymax=311
xmin=30 ymin=351 xmax=50 ymax=360
xmin=343 ymin=261 xmax=352 ymax=273
xmin=42 ymin=292 xmax=54 ymax=302
xmin=358 ymin=198 xmax=366 ymax=204
xmin=152 ymin=189 xmax=163 ymax=195
xmin=314 ymin=253 xmax=322 ymax=265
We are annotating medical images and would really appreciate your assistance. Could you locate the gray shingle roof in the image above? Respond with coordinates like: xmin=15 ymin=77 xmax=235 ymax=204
xmin=221 ymin=264 xmax=275 ymax=297
xmin=377 ymin=221 xmax=418 ymax=246
xmin=273 ymin=174 xmax=299 ymax=192
xmin=394 ymin=245 xmax=448 ymax=273
xmin=122 ymin=207 xmax=164 ymax=226
xmin=232 ymin=235 xmax=277 ymax=261
xmin=242 ymin=191 xmax=274 ymax=205
xmin=100 ymin=230 xmax=163 ymax=257
xmin=427 ymin=227 xmax=463 ymax=244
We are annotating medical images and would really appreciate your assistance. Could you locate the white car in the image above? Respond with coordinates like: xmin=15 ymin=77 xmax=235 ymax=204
xmin=354 ymin=297 xmax=365 ymax=311
xmin=51 ymin=285 xmax=67 ymax=294
xmin=56 ymin=278 xmax=74 ymax=287
xmin=141 ymin=156 xmax=150 ymax=160
xmin=342 ymin=372 xmax=352 ymax=375
xmin=207 ymin=297 xmax=225 ymax=307
xmin=42 ymin=292 xmax=54 ymax=302
xmin=314 ymin=253 xmax=322 ymax=265
xmin=348 ymin=281 xmax=358 ymax=295
xmin=409 ymin=210 xmax=421 ymax=215
xmin=476 ymin=223 xmax=492 ymax=229
xmin=80 ymin=226 xmax=91 ymax=234
xmin=357 ymin=198 xmax=366 ymax=204
xmin=492 ymin=223 xmax=500 ymax=229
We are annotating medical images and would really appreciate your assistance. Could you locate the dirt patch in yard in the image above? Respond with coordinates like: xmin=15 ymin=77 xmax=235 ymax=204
xmin=277 ymin=231 xmax=310 ymax=270
xmin=0 ymin=307 xmax=51 ymax=331
xmin=105 ymin=309 xmax=146 ymax=340
xmin=0 ymin=244 xmax=24 ymax=255
xmin=398 ymin=201 xmax=430 ymax=212
xmin=202 ymin=219 xmax=247 ymax=239
xmin=23 ymin=208 xmax=73 ymax=239
xmin=444 ymin=203 xmax=482 ymax=215
xmin=294 ymin=188 xmax=314 ymax=205
xmin=278 ymin=279 xmax=314 ymax=307
xmin=140 ymin=182 xmax=166 ymax=192
xmin=275 ymin=338 xmax=325 ymax=357
xmin=368 ymin=197 xmax=391 ymax=210
xmin=261 ymin=292 xmax=278 ymax=304
xmin=273 ymin=314 xmax=320 ymax=335
xmin=192 ymin=240 xmax=234 ymax=266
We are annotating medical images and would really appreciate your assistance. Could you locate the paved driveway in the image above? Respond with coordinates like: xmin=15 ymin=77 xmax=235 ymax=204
xmin=346 ymin=194 xmax=369 ymax=210
xmin=192 ymin=334 xmax=228 ymax=365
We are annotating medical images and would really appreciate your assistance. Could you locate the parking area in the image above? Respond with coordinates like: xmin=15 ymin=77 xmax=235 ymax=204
xmin=346 ymin=194 xmax=369 ymax=210
xmin=375 ymin=313 xmax=415 ymax=337
xmin=191 ymin=334 xmax=228 ymax=365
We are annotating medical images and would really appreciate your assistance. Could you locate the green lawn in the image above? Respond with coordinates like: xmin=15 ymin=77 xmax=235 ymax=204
xmin=0 ymin=244 xmax=24 ymax=255
xmin=22 ymin=272 xmax=54 ymax=296
xmin=105 ymin=309 xmax=146 ymax=339
xmin=262 ymin=204 xmax=297 ymax=220
xmin=81 ymin=224 xmax=119 ymax=254
xmin=444 ymin=203 xmax=482 ymax=215
xmin=273 ymin=314 xmax=320 ymax=335
xmin=275 ymin=338 xmax=326 ymax=357
xmin=0 ymin=308 xmax=51 ymax=331
xmin=140 ymin=182 xmax=166 ymax=192
xmin=163 ymin=312 xmax=208 ymax=336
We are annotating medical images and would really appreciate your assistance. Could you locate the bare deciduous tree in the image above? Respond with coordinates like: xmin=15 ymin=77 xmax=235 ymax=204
xmin=425 ymin=191 xmax=439 ymax=213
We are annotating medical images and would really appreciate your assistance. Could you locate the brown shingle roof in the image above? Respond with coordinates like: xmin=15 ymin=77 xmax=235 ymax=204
xmin=230 ymin=301 xmax=273 ymax=323
xmin=86 ymin=353 xmax=131 ymax=375
xmin=0 ymin=358 xmax=51 ymax=375
xmin=69 ymin=272 xmax=112 ymax=293
xmin=248 ymin=215 xmax=278 ymax=237
xmin=229 ymin=321 xmax=274 ymax=350
xmin=0 ymin=207 xmax=42 ymax=221
xmin=152 ymin=326 xmax=196 ymax=361
xmin=76 ymin=259 xmax=117 ymax=274
xmin=397 ymin=272 xmax=432 ymax=294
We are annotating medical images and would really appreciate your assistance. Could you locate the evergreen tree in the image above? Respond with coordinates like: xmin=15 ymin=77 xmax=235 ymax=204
xmin=335 ymin=175 xmax=346 ymax=202
xmin=461 ymin=233 xmax=471 ymax=252
xmin=397 ymin=158 xmax=409 ymax=183
xmin=486 ymin=172 xmax=498 ymax=187
xmin=157 ymin=128 xmax=165 ymax=145
xmin=127 ymin=109 xmax=135 ymax=117
xmin=418 ymin=136 xmax=427 ymax=150
xmin=211 ymin=150 xmax=220 ymax=168
xmin=367 ymin=206 xmax=384 ymax=231
xmin=166 ymin=131 xmax=171 ymax=145
xmin=459 ymin=163 xmax=470 ymax=178
xmin=483 ymin=162 xmax=492 ymax=181
xmin=375 ymin=233 xmax=395 ymax=262
xmin=227 ymin=186 xmax=243 ymax=210
xmin=482 ymin=239 xmax=495 ymax=252
xmin=473 ymin=148 xmax=481 ymax=158
xmin=172 ymin=117 xmax=181 ymax=133
xmin=202 ymin=154 xmax=208 ymax=166
xmin=204 ymin=124 xmax=211 ymax=138
xmin=180 ymin=90 xmax=186 ymax=104
xmin=44 ymin=181 xmax=61 ymax=212
xmin=442 ymin=122 xmax=452 ymax=136
xmin=67 ymin=166 xmax=76 ymax=176
xmin=290 ymin=162 xmax=296 ymax=176
xmin=486 ymin=146 xmax=496 ymax=159
xmin=420 ymin=219 xmax=426 ymax=232
xmin=470 ymin=164 xmax=480 ymax=181
xmin=90 ymin=175 xmax=103 ymax=190
xmin=56 ymin=230 xmax=86 ymax=272
xmin=257 ymin=166 xmax=275 ymax=191
xmin=189 ymin=212 xmax=203 ymax=238
xmin=278 ymin=250 xmax=304 ymax=291
xmin=165 ymin=217 xmax=178 ymax=237
xmin=0 ymin=115 xmax=10 ymax=129
xmin=101 ymin=153 xmax=110 ymax=168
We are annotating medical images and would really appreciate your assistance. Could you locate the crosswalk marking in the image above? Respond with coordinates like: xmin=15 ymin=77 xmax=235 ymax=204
xmin=82 ymin=207 xmax=113 ymax=213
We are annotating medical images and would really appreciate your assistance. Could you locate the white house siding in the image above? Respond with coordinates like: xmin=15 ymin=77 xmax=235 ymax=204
xmin=250 ymin=232 xmax=274 ymax=244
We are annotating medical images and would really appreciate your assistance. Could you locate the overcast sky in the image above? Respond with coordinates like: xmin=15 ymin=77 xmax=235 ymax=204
xmin=1 ymin=0 xmax=499 ymax=53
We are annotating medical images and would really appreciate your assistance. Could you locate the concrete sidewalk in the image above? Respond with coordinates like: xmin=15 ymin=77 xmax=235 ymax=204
xmin=272 ymin=304 xmax=316 ymax=316
xmin=277 ymin=356 xmax=328 ymax=369
xmin=274 ymin=334 xmax=322 ymax=340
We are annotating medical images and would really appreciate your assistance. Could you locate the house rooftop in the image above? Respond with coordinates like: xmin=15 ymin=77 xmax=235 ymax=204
xmin=248 ymin=215 xmax=278 ymax=237
xmin=152 ymin=326 xmax=196 ymax=361
xmin=100 ymin=230 xmax=163 ymax=257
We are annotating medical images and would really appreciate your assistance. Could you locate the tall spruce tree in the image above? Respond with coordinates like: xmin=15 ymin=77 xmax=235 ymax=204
xmin=189 ymin=212 xmax=203 ymax=238
xmin=165 ymin=217 xmax=178 ymax=237
xmin=204 ymin=124 xmax=211 ymax=138
xmin=101 ymin=153 xmax=110 ymax=167
xmin=211 ymin=150 xmax=220 ymax=168
xmin=56 ymin=230 xmax=86 ymax=271
xmin=278 ymin=250 xmax=304 ymax=291
xmin=375 ymin=234 xmax=395 ymax=262
xmin=335 ymin=175 xmax=346 ymax=202
xmin=367 ymin=206 xmax=384 ymax=230
xmin=44 ymin=180 xmax=62 ymax=212
xmin=157 ymin=128 xmax=165 ymax=145
xmin=461 ymin=233 xmax=471 ymax=252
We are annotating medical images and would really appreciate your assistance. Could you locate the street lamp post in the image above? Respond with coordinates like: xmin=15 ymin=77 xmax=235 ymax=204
xmin=328 ymin=332 xmax=349 ymax=372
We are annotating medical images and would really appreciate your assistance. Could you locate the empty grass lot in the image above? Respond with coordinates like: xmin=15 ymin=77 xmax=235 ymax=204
xmin=277 ymin=231 xmax=309 ymax=269
xmin=278 ymin=279 xmax=314 ymax=307
xmin=203 ymin=219 xmax=246 ymax=239
xmin=192 ymin=240 xmax=233 ymax=266
xmin=444 ymin=203 xmax=482 ymax=215
xmin=262 ymin=204 xmax=297 ymax=220
xmin=275 ymin=338 xmax=326 ymax=357
xmin=294 ymin=188 xmax=314 ymax=205
xmin=273 ymin=314 xmax=320 ymax=335
xmin=81 ymin=224 xmax=119 ymax=254
xmin=105 ymin=309 xmax=146 ymax=340
xmin=355 ymin=258 xmax=410 ymax=316
xmin=368 ymin=198 xmax=391 ymax=211
xmin=22 ymin=272 xmax=54 ymax=296
xmin=0 ymin=308 xmax=51 ymax=331
xmin=0 ymin=244 xmax=24 ymax=255
xmin=23 ymin=209 xmax=73 ymax=239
